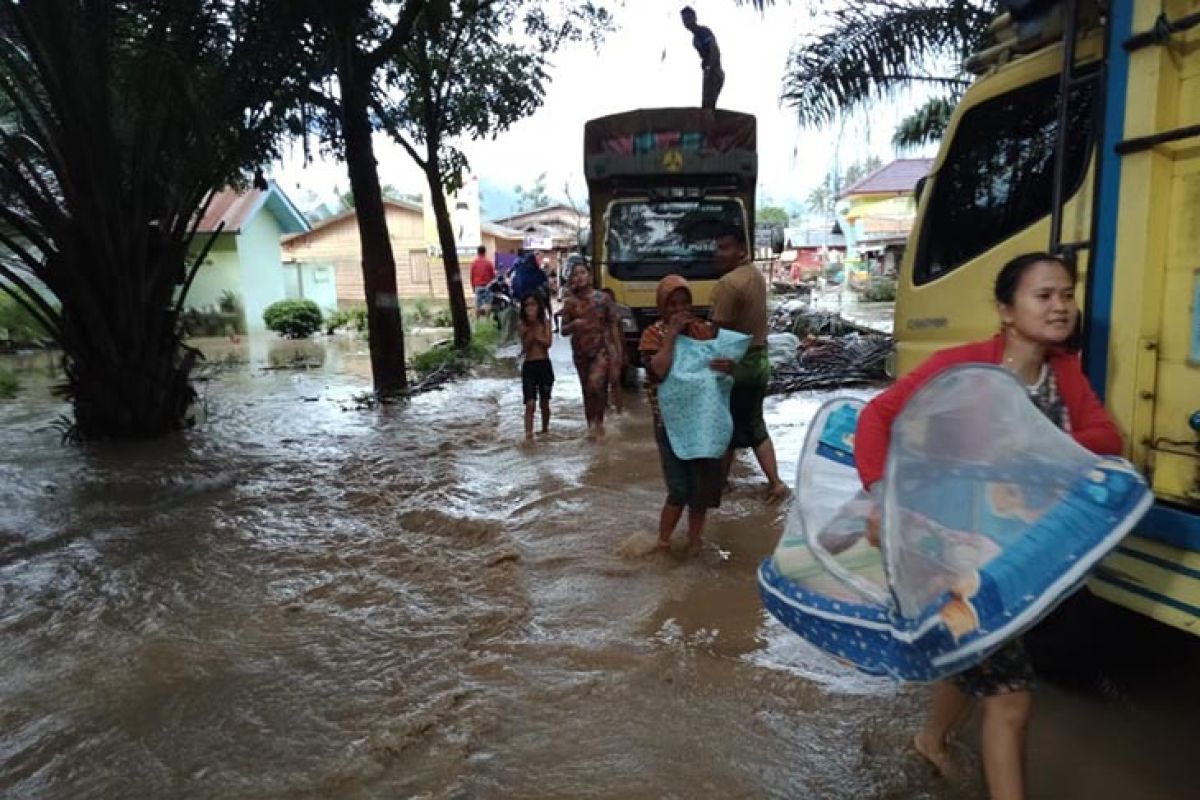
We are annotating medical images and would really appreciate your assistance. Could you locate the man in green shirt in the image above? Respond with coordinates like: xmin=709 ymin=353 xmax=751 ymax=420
xmin=709 ymin=224 xmax=789 ymax=501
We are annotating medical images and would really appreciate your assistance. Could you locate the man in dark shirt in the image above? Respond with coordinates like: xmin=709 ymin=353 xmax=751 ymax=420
xmin=680 ymin=6 xmax=724 ymax=110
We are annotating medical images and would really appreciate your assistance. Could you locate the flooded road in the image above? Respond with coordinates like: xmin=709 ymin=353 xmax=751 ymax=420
xmin=1 ymin=334 xmax=1197 ymax=799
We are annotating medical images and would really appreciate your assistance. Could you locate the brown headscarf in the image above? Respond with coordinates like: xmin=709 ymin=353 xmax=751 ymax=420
xmin=655 ymin=275 xmax=713 ymax=340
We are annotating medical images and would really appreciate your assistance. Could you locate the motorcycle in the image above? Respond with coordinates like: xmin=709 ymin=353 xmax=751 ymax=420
xmin=487 ymin=274 xmax=519 ymax=345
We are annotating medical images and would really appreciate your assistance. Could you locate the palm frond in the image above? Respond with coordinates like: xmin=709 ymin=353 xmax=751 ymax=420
xmin=782 ymin=0 xmax=997 ymax=128
xmin=892 ymin=94 xmax=959 ymax=150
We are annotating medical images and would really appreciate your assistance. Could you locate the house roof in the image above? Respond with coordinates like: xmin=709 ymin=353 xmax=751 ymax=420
xmin=282 ymin=198 xmax=423 ymax=245
xmin=839 ymin=158 xmax=934 ymax=198
xmin=197 ymin=181 xmax=310 ymax=235
xmin=490 ymin=204 xmax=584 ymax=226
xmin=482 ymin=221 xmax=524 ymax=240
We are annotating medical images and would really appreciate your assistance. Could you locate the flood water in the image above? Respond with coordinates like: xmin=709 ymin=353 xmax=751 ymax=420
xmin=1 ymin=334 xmax=1197 ymax=799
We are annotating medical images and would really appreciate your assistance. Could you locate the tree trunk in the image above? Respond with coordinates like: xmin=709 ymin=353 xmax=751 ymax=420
xmin=338 ymin=73 xmax=407 ymax=395
xmin=424 ymin=163 xmax=471 ymax=349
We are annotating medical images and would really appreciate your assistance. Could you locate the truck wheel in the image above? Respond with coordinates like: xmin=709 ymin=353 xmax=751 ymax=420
xmin=620 ymin=364 xmax=639 ymax=388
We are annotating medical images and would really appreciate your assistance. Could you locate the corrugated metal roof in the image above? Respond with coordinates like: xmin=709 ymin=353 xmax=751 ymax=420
xmin=196 ymin=181 xmax=309 ymax=235
xmin=482 ymin=221 xmax=523 ymax=239
xmin=839 ymin=158 xmax=934 ymax=197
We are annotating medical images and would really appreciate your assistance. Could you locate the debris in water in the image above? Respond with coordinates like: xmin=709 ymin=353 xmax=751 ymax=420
xmin=767 ymin=305 xmax=893 ymax=394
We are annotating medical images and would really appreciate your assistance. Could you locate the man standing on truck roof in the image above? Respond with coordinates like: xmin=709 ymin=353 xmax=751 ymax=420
xmin=710 ymin=223 xmax=789 ymax=502
xmin=680 ymin=6 xmax=724 ymax=110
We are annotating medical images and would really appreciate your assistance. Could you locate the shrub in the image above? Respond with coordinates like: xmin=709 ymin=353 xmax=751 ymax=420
xmin=263 ymin=299 xmax=323 ymax=339
xmin=180 ymin=308 xmax=245 ymax=338
xmin=217 ymin=289 xmax=242 ymax=315
xmin=0 ymin=291 xmax=54 ymax=348
xmin=0 ymin=367 xmax=17 ymax=398
xmin=326 ymin=305 xmax=368 ymax=335
xmin=860 ymin=277 xmax=897 ymax=303
xmin=410 ymin=324 xmax=498 ymax=378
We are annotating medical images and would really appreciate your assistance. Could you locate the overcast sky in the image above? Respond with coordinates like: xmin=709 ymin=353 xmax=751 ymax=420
xmin=276 ymin=0 xmax=933 ymax=217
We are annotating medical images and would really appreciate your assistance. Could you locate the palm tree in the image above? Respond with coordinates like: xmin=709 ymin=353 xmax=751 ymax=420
xmin=780 ymin=1 xmax=999 ymax=149
xmin=0 ymin=1 xmax=310 ymax=439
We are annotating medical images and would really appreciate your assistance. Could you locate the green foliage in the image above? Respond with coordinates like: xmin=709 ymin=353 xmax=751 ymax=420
xmin=217 ymin=290 xmax=242 ymax=315
xmin=0 ymin=0 xmax=314 ymax=439
xmin=806 ymin=156 xmax=885 ymax=215
xmin=0 ymin=366 xmax=17 ymax=398
xmin=401 ymin=300 xmax=454 ymax=330
xmin=860 ymin=277 xmax=897 ymax=303
xmin=514 ymin=173 xmax=553 ymax=212
xmin=757 ymin=206 xmax=790 ymax=226
xmin=0 ymin=290 xmax=53 ymax=347
xmin=181 ymin=308 xmax=246 ymax=338
xmin=893 ymin=96 xmax=958 ymax=150
xmin=375 ymin=0 xmax=613 ymax=350
xmin=326 ymin=305 xmax=368 ymax=335
xmin=410 ymin=320 xmax=499 ymax=377
xmin=782 ymin=1 xmax=996 ymax=145
xmin=264 ymin=300 xmax=324 ymax=339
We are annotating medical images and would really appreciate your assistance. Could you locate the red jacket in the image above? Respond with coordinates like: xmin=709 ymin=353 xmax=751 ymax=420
xmin=855 ymin=336 xmax=1123 ymax=489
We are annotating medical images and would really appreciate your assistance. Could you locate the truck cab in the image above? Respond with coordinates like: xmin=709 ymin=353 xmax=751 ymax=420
xmin=895 ymin=0 xmax=1200 ymax=634
xmin=583 ymin=109 xmax=757 ymax=374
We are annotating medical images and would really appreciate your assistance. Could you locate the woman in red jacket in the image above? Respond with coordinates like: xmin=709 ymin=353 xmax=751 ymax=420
xmin=855 ymin=252 xmax=1122 ymax=800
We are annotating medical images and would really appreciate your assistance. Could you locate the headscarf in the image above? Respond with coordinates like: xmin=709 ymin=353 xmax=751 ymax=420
xmin=655 ymin=274 xmax=712 ymax=340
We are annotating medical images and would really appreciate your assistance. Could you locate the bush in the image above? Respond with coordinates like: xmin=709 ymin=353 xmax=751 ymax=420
xmin=401 ymin=299 xmax=452 ymax=329
xmin=263 ymin=299 xmax=323 ymax=339
xmin=859 ymin=277 xmax=897 ymax=303
xmin=0 ymin=291 xmax=54 ymax=348
xmin=326 ymin=305 xmax=368 ymax=335
xmin=180 ymin=308 xmax=245 ymax=338
xmin=0 ymin=367 xmax=17 ymax=398
xmin=217 ymin=289 xmax=242 ymax=315
xmin=410 ymin=323 xmax=498 ymax=377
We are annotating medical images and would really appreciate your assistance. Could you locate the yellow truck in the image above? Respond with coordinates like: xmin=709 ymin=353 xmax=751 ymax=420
xmin=895 ymin=0 xmax=1200 ymax=634
xmin=582 ymin=109 xmax=757 ymax=378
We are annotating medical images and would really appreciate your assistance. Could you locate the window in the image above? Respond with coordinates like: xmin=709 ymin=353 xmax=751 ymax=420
xmin=604 ymin=198 xmax=745 ymax=281
xmin=914 ymin=68 xmax=1097 ymax=285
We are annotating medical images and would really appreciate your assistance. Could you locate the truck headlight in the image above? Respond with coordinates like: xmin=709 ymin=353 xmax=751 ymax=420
xmin=620 ymin=316 xmax=638 ymax=333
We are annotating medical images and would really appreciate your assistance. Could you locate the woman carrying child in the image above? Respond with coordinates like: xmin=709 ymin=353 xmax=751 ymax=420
xmin=518 ymin=293 xmax=554 ymax=440
xmin=639 ymin=275 xmax=733 ymax=553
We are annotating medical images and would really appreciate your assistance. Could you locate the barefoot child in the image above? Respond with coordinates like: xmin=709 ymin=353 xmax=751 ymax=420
xmin=601 ymin=287 xmax=627 ymax=413
xmin=639 ymin=275 xmax=732 ymax=552
xmin=518 ymin=294 xmax=554 ymax=439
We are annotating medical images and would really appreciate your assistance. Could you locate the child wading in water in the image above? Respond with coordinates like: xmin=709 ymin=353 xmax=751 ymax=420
xmin=518 ymin=293 xmax=554 ymax=439
xmin=640 ymin=275 xmax=733 ymax=552
xmin=601 ymin=287 xmax=627 ymax=414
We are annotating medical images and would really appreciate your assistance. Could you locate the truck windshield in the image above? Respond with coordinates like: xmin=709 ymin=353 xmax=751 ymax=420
xmin=605 ymin=199 xmax=744 ymax=280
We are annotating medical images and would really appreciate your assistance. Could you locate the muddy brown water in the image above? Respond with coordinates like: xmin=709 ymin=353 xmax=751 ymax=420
xmin=1 ymin=335 xmax=1197 ymax=799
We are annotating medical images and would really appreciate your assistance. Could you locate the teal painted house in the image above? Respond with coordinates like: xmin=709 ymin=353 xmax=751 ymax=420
xmin=188 ymin=182 xmax=328 ymax=333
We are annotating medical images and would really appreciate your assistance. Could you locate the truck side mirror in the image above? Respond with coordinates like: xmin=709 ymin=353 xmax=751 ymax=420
xmin=770 ymin=227 xmax=786 ymax=255
xmin=913 ymin=176 xmax=928 ymax=205
xmin=577 ymin=226 xmax=590 ymax=257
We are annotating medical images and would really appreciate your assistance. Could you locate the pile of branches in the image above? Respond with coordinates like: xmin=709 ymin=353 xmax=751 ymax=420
xmin=767 ymin=305 xmax=893 ymax=394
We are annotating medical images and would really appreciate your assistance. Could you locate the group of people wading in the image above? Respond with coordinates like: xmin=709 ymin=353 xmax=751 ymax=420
xmin=517 ymin=223 xmax=789 ymax=539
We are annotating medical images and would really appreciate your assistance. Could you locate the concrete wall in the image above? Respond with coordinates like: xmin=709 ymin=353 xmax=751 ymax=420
xmin=186 ymin=234 xmax=243 ymax=313
xmin=236 ymin=208 xmax=289 ymax=332
xmin=283 ymin=261 xmax=338 ymax=312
